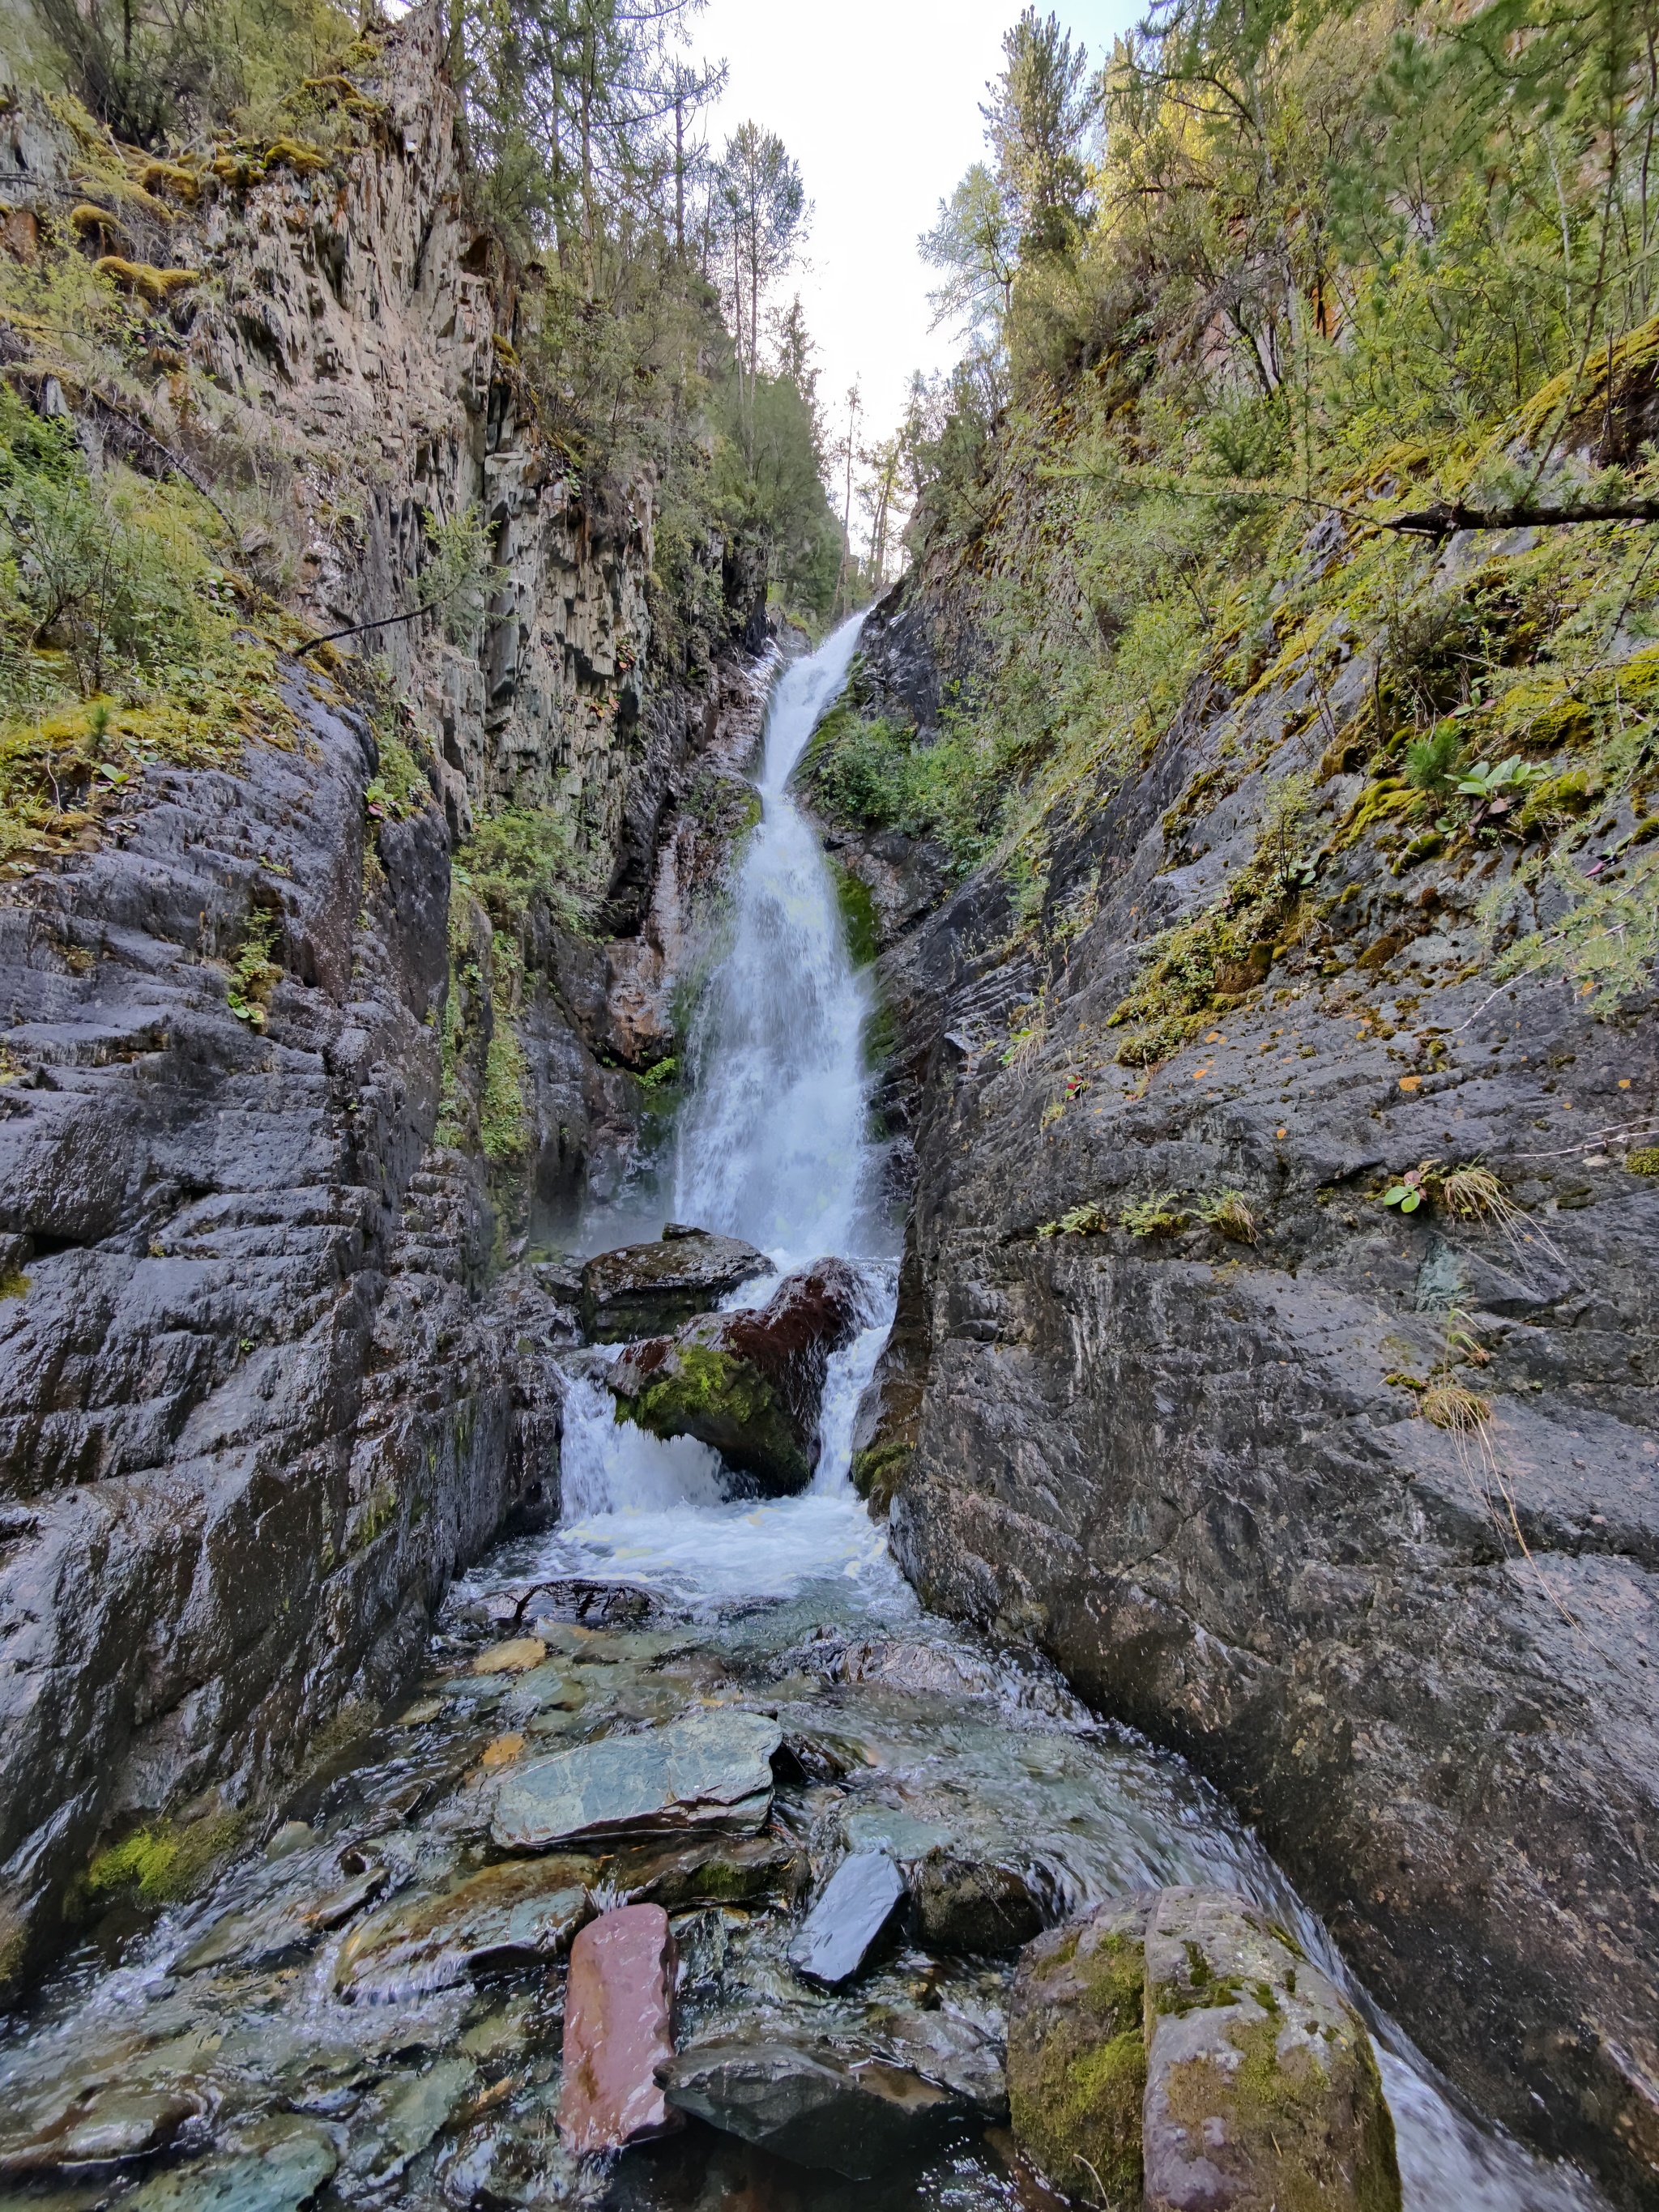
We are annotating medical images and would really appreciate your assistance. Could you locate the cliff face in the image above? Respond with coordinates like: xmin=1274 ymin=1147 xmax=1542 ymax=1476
xmin=847 ymin=548 xmax=1659 ymax=2200
xmin=0 ymin=7 xmax=763 ymax=1989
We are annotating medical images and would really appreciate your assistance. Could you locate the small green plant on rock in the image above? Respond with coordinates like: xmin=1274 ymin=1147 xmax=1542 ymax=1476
xmin=1198 ymin=1188 xmax=1256 ymax=1242
xmin=1037 ymin=1202 xmax=1110 ymax=1238
xmin=1402 ymin=722 xmax=1464 ymax=792
xmin=1122 ymin=1191 xmax=1188 ymax=1237
xmin=1628 ymin=1147 xmax=1659 ymax=1175
xmin=224 ymin=908 xmax=280 ymax=1027
xmin=1381 ymin=1163 xmax=1435 ymax=1214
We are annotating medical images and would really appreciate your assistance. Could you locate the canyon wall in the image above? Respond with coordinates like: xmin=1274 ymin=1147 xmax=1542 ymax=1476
xmin=844 ymin=545 xmax=1659 ymax=2205
xmin=0 ymin=6 xmax=762 ymax=1989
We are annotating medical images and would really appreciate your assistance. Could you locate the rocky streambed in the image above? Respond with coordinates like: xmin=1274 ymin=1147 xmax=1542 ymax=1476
xmin=0 ymin=1328 xmax=1611 ymax=2210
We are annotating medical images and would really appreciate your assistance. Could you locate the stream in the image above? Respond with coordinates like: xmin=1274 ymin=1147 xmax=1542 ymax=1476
xmin=0 ymin=621 xmax=1610 ymax=2212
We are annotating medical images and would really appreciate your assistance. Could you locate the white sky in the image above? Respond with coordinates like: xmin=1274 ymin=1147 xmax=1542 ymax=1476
xmin=689 ymin=0 xmax=1141 ymax=459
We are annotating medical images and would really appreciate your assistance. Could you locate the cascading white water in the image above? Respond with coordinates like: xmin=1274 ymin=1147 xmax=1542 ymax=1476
xmin=538 ymin=612 xmax=902 ymax=1599
xmin=672 ymin=613 xmax=881 ymax=1267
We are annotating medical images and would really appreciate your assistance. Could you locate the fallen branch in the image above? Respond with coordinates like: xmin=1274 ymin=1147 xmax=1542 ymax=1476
xmin=293 ymin=599 xmax=444 ymax=656
xmin=1383 ymin=497 xmax=1659 ymax=539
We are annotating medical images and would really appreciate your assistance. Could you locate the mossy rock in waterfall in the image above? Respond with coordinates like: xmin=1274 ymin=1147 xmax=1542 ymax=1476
xmin=1009 ymin=1893 xmax=1154 ymax=2209
xmin=617 ymin=1339 xmax=811 ymax=1490
xmin=608 ymin=1260 xmax=868 ymax=1495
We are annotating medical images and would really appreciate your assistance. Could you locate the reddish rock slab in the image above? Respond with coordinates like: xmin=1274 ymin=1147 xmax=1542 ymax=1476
xmin=558 ymin=1903 xmax=681 ymax=2154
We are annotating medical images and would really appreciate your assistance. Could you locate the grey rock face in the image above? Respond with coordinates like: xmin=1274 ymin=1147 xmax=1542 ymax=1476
xmin=659 ymin=2039 xmax=964 ymax=2179
xmin=787 ymin=1851 xmax=907 ymax=1987
xmin=0 ymin=681 xmax=559 ymax=1991
xmin=489 ymin=1710 xmax=782 ymax=1851
xmin=854 ymin=567 xmax=1659 ymax=2196
xmin=578 ymin=1229 xmax=772 ymax=1343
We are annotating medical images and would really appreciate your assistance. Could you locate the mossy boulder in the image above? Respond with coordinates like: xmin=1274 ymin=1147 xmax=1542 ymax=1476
xmin=608 ymin=1260 xmax=868 ymax=1494
xmin=1009 ymin=1893 xmax=1155 ymax=2209
xmin=1009 ymin=1888 xmax=1401 ymax=2212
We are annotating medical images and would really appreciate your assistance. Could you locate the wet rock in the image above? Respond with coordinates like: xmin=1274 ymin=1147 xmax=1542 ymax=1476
xmin=579 ymin=1228 xmax=771 ymax=1342
xmin=558 ymin=1903 xmax=680 ymax=2154
xmin=1009 ymin=1888 xmax=1401 ymax=2212
xmin=344 ymin=2057 xmax=476 ymax=2181
xmin=788 ymin=1850 xmax=907 ymax=1986
xmin=129 ymin=2117 xmax=338 ymax=2212
xmin=490 ymin=1710 xmax=782 ymax=1852
xmin=912 ymin=1847 xmax=1046 ymax=1954
xmin=660 ymin=2039 xmax=964 ymax=2179
xmin=180 ymin=1860 xmax=390 ymax=1972
xmin=335 ymin=1859 xmax=595 ymax=2001
xmin=1 ymin=2086 xmax=205 ymax=2173
xmin=1141 ymin=1887 xmax=1399 ymax=2212
xmin=608 ymin=1260 xmax=868 ymax=1494
xmin=609 ymin=1832 xmax=806 ymax=1912
xmin=472 ymin=1637 xmax=547 ymax=1675
xmin=1008 ymin=1893 xmax=1156 ymax=2210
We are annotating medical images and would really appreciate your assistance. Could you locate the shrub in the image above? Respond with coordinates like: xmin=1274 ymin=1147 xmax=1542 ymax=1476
xmin=1403 ymin=723 xmax=1464 ymax=792
xmin=1627 ymin=1147 xmax=1659 ymax=1175
xmin=459 ymin=805 xmax=588 ymax=934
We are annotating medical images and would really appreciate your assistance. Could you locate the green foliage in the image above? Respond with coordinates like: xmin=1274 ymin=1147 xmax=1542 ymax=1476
xmin=1627 ymin=1148 xmax=1659 ymax=1175
xmin=415 ymin=504 xmax=495 ymax=646
xmin=1121 ymin=1191 xmax=1188 ymax=1237
xmin=458 ymin=805 xmax=590 ymax=935
xmin=364 ymin=724 xmax=432 ymax=824
xmin=224 ymin=907 xmax=281 ymax=1028
xmin=1403 ymin=724 xmax=1464 ymax=792
xmin=1 ymin=394 xmax=203 ymax=700
xmin=1036 ymin=1201 xmax=1110 ymax=1238
xmin=29 ymin=0 xmax=356 ymax=143
xmin=1491 ymin=846 xmax=1659 ymax=1013
xmin=1198 ymin=1189 xmax=1256 ymax=1242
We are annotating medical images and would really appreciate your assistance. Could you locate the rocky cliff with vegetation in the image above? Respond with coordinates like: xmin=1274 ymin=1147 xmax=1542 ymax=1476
xmin=0 ymin=0 xmax=814 ymax=1993
xmin=804 ymin=5 xmax=1659 ymax=2201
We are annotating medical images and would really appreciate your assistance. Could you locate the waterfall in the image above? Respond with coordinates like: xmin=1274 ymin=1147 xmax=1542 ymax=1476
xmin=672 ymin=612 xmax=881 ymax=1267
xmin=541 ymin=613 xmax=902 ymax=1598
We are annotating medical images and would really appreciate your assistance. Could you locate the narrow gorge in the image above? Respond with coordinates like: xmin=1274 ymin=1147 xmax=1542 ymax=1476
xmin=0 ymin=2 xmax=1656 ymax=2210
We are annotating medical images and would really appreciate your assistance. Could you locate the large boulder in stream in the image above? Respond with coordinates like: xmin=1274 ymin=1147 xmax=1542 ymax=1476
xmin=1008 ymin=1886 xmax=1400 ymax=2212
xmin=579 ymin=1225 xmax=772 ymax=1341
xmin=608 ymin=1259 xmax=868 ymax=1493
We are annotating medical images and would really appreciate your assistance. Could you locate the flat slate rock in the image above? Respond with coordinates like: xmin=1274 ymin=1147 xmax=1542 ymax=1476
xmin=335 ymin=1858 xmax=595 ymax=2001
xmin=660 ymin=2039 xmax=962 ymax=2179
xmin=788 ymin=1850 xmax=906 ymax=1986
xmin=491 ymin=1710 xmax=782 ymax=1852
xmin=129 ymin=2120 xmax=338 ymax=2212
xmin=560 ymin=1905 xmax=680 ymax=2154
xmin=579 ymin=1229 xmax=770 ymax=1343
